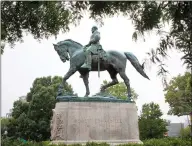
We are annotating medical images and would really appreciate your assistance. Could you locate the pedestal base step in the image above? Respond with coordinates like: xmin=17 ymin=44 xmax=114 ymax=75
xmin=51 ymin=140 xmax=143 ymax=146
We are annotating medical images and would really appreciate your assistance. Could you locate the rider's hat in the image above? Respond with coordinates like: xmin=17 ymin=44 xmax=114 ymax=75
xmin=92 ymin=26 xmax=98 ymax=30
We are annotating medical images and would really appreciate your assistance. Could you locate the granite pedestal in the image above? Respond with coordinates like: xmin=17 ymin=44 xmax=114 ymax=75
xmin=50 ymin=97 xmax=142 ymax=145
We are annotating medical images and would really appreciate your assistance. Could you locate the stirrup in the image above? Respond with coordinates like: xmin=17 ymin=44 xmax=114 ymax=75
xmin=81 ymin=64 xmax=88 ymax=68
xmin=81 ymin=64 xmax=91 ymax=70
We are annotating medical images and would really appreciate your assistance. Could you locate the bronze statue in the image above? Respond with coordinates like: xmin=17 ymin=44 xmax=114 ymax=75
xmin=81 ymin=26 xmax=103 ymax=71
xmin=53 ymin=26 xmax=149 ymax=100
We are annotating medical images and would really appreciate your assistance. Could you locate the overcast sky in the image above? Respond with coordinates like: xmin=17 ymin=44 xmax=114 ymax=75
xmin=1 ymin=14 xmax=188 ymax=124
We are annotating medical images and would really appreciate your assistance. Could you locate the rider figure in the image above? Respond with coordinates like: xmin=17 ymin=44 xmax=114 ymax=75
xmin=81 ymin=26 xmax=102 ymax=70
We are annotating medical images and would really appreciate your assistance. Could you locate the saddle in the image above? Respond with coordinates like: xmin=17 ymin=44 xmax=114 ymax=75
xmin=92 ymin=50 xmax=107 ymax=61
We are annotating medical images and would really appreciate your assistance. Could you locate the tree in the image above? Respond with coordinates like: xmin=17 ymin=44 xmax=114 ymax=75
xmin=1 ymin=1 xmax=86 ymax=52
xmin=11 ymin=100 xmax=29 ymax=119
xmin=26 ymin=76 xmax=74 ymax=102
xmin=7 ymin=76 xmax=75 ymax=141
xmin=139 ymin=102 xmax=167 ymax=140
xmin=96 ymin=80 xmax=138 ymax=101
xmin=7 ymin=113 xmax=35 ymax=140
xmin=164 ymin=72 xmax=192 ymax=116
xmin=1 ymin=118 xmax=10 ymax=136
xmin=180 ymin=126 xmax=191 ymax=139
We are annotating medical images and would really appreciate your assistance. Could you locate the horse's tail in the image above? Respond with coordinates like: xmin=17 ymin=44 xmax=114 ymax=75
xmin=124 ymin=52 xmax=150 ymax=80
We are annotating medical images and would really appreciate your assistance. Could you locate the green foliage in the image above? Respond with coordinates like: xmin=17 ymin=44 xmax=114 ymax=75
xmin=96 ymin=80 xmax=138 ymax=101
xmin=120 ymin=138 xmax=192 ymax=146
xmin=1 ymin=137 xmax=23 ymax=146
xmin=7 ymin=76 xmax=75 ymax=141
xmin=164 ymin=72 xmax=192 ymax=116
xmin=118 ymin=144 xmax=141 ymax=146
xmin=6 ymin=118 xmax=18 ymax=138
xmin=1 ymin=138 xmax=191 ymax=146
xmin=26 ymin=76 xmax=74 ymax=102
xmin=1 ymin=118 xmax=10 ymax=136
xmin=12 ymin=100 xmax=29 ymax=118
xmin=1 ymin=1 xmax=86 ymax=48
xmin=86 ymin=142 xmax=109 ymax=146
xmin=180 ymin=126 xmax=191 ymax=139
xmin=143 ymin=138 xmax=192 ymax=146
xmin=138 ymin=102 xmax=167 ymax=140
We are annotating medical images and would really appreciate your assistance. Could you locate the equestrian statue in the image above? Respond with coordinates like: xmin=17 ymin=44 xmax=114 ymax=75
xmin=53 ymin=26 xmax=149 ymax=100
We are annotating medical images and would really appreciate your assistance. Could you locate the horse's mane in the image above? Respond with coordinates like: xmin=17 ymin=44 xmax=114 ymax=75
xmin=57 ymin=39 xmax=83 ymax=47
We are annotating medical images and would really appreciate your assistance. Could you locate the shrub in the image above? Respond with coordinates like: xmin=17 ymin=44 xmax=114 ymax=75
xmin=1 ymin=137 xmax=21 ymax=146
xmin=1 ymin=138 xmax=191 ymax=146
xmin=118 ymin=143 xmax=142 ymax=146
xmin=86 ymin=142 xmax=109 ymax=146
xmin=180 ymin=126 xmax=191 ymax=139
xmin=143 ymin=138 xmax=191 ymax=146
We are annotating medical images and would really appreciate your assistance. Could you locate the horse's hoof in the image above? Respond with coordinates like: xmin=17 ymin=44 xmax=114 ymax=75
xmin=127 ymin=95 xmax=132 ymax=101
xmin=84 ymin=93 xmax=90 ymax=97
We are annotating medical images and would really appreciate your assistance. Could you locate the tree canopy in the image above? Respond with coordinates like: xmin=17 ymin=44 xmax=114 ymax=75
xmin=180 ymin=126 xmax=191 ymax=139
xmin=1 ymin=1 xmax=84 ymax=46
xmin=139 ymin=102 xmax=167 ymax=140
xmin=7 ymin=76 xmax=75 ymax=141
xmin=1 ymin=118 xmax=10 ymax=136
xmin=164 ymin=72 xmax=192 ymax=116
xmin=11 ymin=100 xmax=29 ymax=119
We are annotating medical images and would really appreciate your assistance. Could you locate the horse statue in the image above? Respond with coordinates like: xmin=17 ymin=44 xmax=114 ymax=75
xmin=53 ymin=39 xmax=149 ymax=100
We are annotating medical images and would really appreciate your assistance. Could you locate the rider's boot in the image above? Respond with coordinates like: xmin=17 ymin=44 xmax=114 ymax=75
xmin=81 ymin=51 xmax=92 ymax=70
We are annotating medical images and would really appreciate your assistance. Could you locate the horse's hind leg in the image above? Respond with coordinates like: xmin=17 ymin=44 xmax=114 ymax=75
xmin=79 ymin=71 xmax=90 ymax=97
xmin=100 ymin=68 xmax=118 ymax=92
xmin=119 ymin=71 xmax=132 ymax=99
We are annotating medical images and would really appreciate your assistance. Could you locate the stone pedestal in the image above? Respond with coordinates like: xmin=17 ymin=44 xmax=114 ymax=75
xmin=50 ymin=97 xmax=142 ymax=145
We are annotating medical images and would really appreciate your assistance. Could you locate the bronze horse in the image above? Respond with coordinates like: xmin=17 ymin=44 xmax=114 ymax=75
xmin=53 ymin=39 xmax=149 ymax=100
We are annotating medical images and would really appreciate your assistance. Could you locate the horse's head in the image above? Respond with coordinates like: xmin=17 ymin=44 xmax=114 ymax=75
xmin=53 ymin=39 xmax=83 ymax=63
xmin=53 ymin=43 xmax=69 ymax=63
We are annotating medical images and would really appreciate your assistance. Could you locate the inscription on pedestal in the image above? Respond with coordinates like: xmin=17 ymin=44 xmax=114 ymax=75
xmin=51 ymin=102 xmax=140 ymax=142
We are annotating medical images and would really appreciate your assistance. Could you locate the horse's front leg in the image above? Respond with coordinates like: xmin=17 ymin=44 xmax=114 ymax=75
xmin=79 ymin=71 xmax=90 ymax=97
xmin=58 ymin=67 xmax=77 ymax=95
xmin=63 ymin=67 xmax=77 ymax=85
